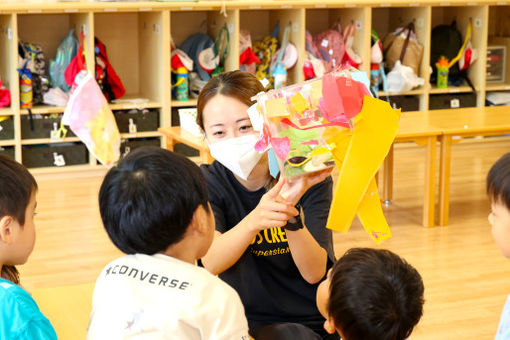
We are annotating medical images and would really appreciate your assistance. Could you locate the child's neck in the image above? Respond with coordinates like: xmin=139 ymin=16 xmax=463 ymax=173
xmin=161 ymin=241 xmax=198 ymax=265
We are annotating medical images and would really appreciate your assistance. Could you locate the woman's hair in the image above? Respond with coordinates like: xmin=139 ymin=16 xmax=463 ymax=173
xmin=0 ymin=154 xmax=38 ymax=285
xmin=196 ymin=70 xmax=264 ymax=131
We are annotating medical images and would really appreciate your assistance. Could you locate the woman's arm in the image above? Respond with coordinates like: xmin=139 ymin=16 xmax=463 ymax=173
xmin=281 ymin=169 xmax=334 ymax=284
xmin=201 ymin=179 xmax=299 ymax=275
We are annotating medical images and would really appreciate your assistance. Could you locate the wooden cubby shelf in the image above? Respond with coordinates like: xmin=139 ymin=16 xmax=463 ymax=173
xmin=0 ymin=1 xmax=507 ymax=173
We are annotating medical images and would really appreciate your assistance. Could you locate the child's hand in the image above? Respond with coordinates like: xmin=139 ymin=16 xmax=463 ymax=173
xmin=279 ymin=168 xmax=333 ymax=206
xmin=246 ymin=177 xmax=299 ymax=232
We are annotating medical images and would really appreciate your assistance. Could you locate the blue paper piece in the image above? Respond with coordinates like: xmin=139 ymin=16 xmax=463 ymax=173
xmin=351 ymin=71 xmax=371 ymax=93
xmin=268 ymin=148 xmax=280 ymax=178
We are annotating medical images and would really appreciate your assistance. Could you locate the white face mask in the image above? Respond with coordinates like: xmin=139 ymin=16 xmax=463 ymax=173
xmin=208 ymin=134 xmax=263 ymax=180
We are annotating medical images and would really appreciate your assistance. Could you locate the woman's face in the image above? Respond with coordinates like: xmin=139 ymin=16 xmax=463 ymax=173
xmin=202 ymin=94 xmax=254 ymax=143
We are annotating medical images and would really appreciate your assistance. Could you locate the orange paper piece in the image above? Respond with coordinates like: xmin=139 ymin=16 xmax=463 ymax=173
xmin=289 ymin=92 xmax=310 ymax=115
xmin=265 ymin=98 xmax=290 ymax=118
xmin=326 ymin=95 xmax=400 ymax=234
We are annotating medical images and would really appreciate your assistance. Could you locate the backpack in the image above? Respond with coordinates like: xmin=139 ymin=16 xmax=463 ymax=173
xmin=312 ymin=22 xmax=345 ymax=72
xmin=430 ymin=20 xmax=475 ymax=90
xmin=18 ymin=42 xmax=49 ymax=105
xmin=94 ymin=37 xmax=125 ymax=102
xmin=49 ymin=29 xmax=78 ymax=92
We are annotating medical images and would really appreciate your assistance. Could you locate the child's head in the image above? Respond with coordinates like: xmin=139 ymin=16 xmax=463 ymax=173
xmin=0 ymin=155 xmax=38 ymax=284
xmin=99 ymin=147 xmax=214 ymax=260
xmin=487 ymin=152 xmax=510 ymax=258
xmin=316 ymin=248 xmax=424 ymax=340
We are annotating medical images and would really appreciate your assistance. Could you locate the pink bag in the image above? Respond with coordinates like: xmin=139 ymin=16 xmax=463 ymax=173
xmin=313 ymin=22 xmax=345 ymax=72
xmin=62 ymin=70 xmax=120 ymax=166
xmin=0 ymin=80 xmax=10 ymax=108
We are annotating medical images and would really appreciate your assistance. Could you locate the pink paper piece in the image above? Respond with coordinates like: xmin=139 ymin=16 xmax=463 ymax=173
xmin=281 ymin=117 xmax=349 ymax=130
xmin=321 ymin=73 xmax=344 ymax=119
xmin=255 ymin=124 xmax=271 ymax=152
xmin=301 ymin=139 xmax=319 ymax=145
xmin=336 ymin=77 xmax=364 ymax=119
xmin=271 ymin=137 xmax=291 ymax=161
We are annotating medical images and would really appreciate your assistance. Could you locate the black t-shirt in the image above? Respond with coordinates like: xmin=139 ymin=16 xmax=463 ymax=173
xmin=201 ymin=161 xmax=335 ymax=327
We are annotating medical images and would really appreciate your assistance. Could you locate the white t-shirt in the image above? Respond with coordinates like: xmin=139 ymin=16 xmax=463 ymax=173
xmin=87 ymin=253 xmax=250 ymax=340
xmin=496 ymin=294 xmax=510 ymax=340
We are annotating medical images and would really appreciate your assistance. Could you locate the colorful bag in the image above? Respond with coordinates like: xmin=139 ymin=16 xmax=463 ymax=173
xmin=18 ymin=42 xmax=49 ymax=105
xmin=342 ymin=24 xmax=362 ymax=69
xmin=94 ymin=37 xmax=125 ymax=102
xmin=49 ymin=30 xmax=78 ymax=92
xmin=18 ymin=60 xmax=33 ymax=109
xmin=0 ymin=79 xmax=10 ymax=108
xmin=62 ymin=70 xmax=121 ymax=166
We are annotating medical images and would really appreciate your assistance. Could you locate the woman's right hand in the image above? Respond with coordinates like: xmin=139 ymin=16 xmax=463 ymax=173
xmin=246 ymin=178 xmax=299 ymax=233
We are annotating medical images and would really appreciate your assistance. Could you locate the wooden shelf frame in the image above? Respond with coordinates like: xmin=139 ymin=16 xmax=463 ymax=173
xmin=0 ymin=1 xmax=506 ymax=173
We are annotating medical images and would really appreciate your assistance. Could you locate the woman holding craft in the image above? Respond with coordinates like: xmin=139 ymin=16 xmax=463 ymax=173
xmin=197 ymin=70 xmax=338 ymax=339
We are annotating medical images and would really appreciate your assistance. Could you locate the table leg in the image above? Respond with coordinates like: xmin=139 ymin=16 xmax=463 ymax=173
xmin=423 ymin=136 xmax=437 ymax=227
xmin=200 ymin=150 xmax=213 ymax=164
xmin=163 ymin=135 xmax=175 ymax=152
xmin=438 ymin=135 xmax=452 ymax=226
xmin=382 ymin=144 xmax=394 ymax=204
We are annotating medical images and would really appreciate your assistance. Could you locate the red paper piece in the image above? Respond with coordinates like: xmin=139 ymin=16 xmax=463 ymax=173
xmin=271 ymin=137 xmax=291 ymax=161
xmin=321 ymin=72 xmax=344 ymax=119
xmin=336 ymin=77 xmax=364 ymax=119
xmin=301 ymin=139 xmax=319 ymax=145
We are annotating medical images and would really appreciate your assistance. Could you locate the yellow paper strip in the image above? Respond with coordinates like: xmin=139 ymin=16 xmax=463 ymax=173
xmin=265 ymin=98 xmax=290 ymax=118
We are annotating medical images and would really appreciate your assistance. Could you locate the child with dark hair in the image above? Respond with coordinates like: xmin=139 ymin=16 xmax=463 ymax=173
xmin=87 ymin=147 xmax=249 ymax=339
xmin=0 ymin=154 xmax=57 ymax=339
xmin=316 ymin=248 xmax=424 ymax=340
xmin=487 ymin=152 xmax=510 ymax=339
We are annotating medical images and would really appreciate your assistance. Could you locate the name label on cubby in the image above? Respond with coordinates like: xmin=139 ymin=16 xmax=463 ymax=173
xmin=104 ymin=8 xmax=118 ymax=12
xmin=504 ymin=86 xmax=510 ymax=90
xmin=180 ymin=7 xmax=193 ymax=11
xmin=409 ymin=3 xmax=421 ymax=6
xmin=140 ymin=8 xmax=153 ymax=12
xmin=315 ymin=4 xmax=327 ymax=8
xmin=449 ymin=89 xmax=461 ymax=93
xmin=439 ymin=2 xmax=450 ymax=5
xmin=249 ymin=5 xmax=262 ymax=9
xmin=281 ymin=5 xmax=293 ymax=8
xmin=28 ymin=9 xmax=42 ymax=13
xmin=344 ymin=4 xmax=357 ymax=7
xmin=497 ymin=1 xmax=508 ymax=5
xmin=64 ymin=9 xmax=78 ymax=13
xmin=467 ymin=2 xmax=478 ymax=5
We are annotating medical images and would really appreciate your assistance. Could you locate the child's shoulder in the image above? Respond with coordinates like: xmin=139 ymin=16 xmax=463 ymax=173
xmin=0 ymin=278 xmax=35 ymax=308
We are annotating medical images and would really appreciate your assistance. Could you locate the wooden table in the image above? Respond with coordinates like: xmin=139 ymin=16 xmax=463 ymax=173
xmin=426 ymin=106 xmax=510 ymax=226
xmin=158 ymin=126 xmax=213 ymax=164
xmin=382 ymin=111 xmax=443 ymax=227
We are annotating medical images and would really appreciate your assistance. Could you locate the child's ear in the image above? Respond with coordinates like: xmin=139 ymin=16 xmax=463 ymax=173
xmin=0 ymin=216 xmax=15 ymax=245
xmin=323 ymin=317 xmax=337 ymax=335
xmin=190 ymin=206 xmax=209 ymax=235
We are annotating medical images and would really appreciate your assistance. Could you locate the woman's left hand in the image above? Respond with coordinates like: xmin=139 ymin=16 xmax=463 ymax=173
xmin=279 ymin=168 xmax=333 ymax=206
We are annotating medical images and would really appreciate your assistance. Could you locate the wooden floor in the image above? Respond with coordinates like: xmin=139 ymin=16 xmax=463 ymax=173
xmin=20 ymin=140 xmax=510 ymax=340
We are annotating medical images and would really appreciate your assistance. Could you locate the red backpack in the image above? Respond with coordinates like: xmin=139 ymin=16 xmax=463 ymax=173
xmin=94 ymin=37 xmax=125 ymax=101
xmin=312 ymin=22 xmax=345 ymax=72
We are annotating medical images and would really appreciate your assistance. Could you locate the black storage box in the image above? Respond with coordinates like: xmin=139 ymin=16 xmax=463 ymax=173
xmin=120 ymin=138 xmax=161 ymax=156
xmin=429 ymin=93 xmax=477 ymax=110
xmin=0 ymin=146 xmax=15 ymax=159
xmin=0 ymin=117 xmax=14 ymax=140
xmin=22 ymin=143 xmax=88 ymax=168
xmin=114 ymin=109 xmax=160 ymax=133
xmin=384 ymin=96 xmax=420 ymax=112
xmin=21 ymin=116 xmax=76 ymax=139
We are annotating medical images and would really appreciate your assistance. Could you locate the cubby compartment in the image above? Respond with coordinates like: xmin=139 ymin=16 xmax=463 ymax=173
xmin=94 ymin=11 xmax=165 ymax=106
xmin=305 ymin=7 xmax=369 ymax=73
xmin=114 ymin=108 xmax=160 ymax=134
xmin=17 ymin=12 xmax=91 ymax=112
xmin=0 ymin=146 xmax=14 ymax=159
xmin=0 ymin=14 xmax=15 ymax=112
xmin=371 ymin=6 xmax=430 ymax=94
xmin=170 ymin=9 xmax=238 ymax=104
xmin=0 ymin=116 xmax=14 ymax=140
xmin=486 ymin=5 xmax=510 ymax=91
xmin=383 ymin=95 xmax=420 ymax=112
xmin=430 ymin=5 xmax=487 ymax=97
xmin=429 ymin=92 xmax=477 ymax=110
xmin=240 ymin=8 xmax=305 ymax=86
xmin=22 ymin=142 xmax=88 ymax=168
xmin=20 ymin=115 xmax=76 ymax=140
xmin=485 ymin=90 xmax=510 ymax=106
xmin=120 ymin=137 xmax=161 ymax=157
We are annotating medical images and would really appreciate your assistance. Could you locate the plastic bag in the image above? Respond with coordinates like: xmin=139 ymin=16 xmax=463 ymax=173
xmin=387 ymin=60 xmax=425 ymax=93
xmin=49 ymin=29 xmax=78 ymax=92
xmin=62 ymin=70 xmax=120 ymax=166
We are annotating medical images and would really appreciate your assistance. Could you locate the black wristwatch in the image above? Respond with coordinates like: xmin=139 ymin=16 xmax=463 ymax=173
xmin=284 ymin=205 xmax=304 ymax=231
